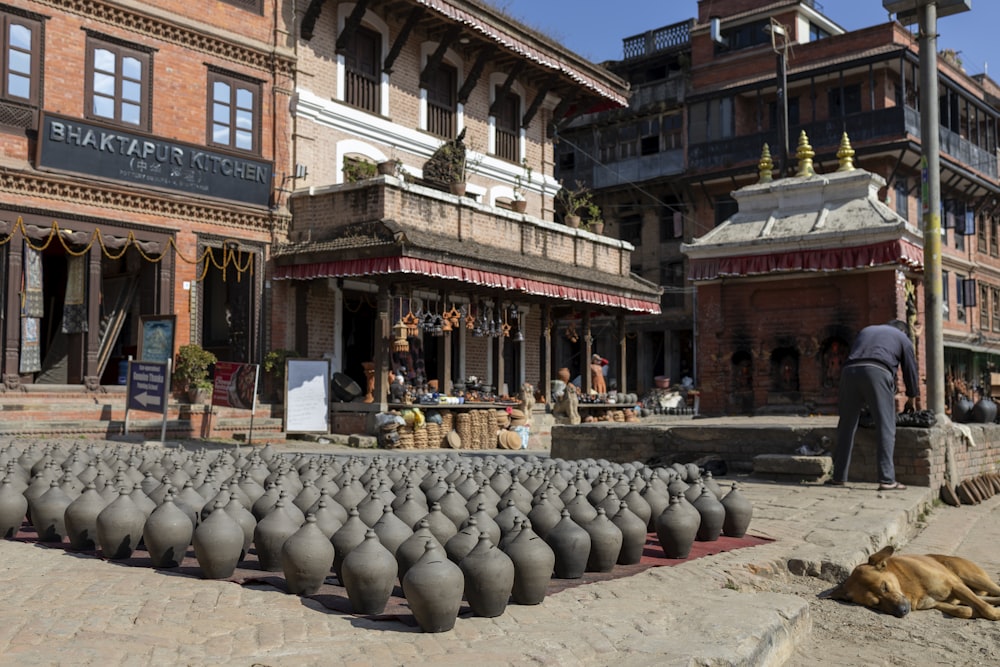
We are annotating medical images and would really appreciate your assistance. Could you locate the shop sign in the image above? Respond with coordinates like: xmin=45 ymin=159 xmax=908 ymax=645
xmin=213 ymin=361 xmax=259 ymax=410
xmin=37 ymin=113 xmax=272 ymax=206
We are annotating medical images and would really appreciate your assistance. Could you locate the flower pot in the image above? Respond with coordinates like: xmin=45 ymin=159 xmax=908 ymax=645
xmin=188 ymin=386 xmax=211 ymax=404
xmin=590 ymin=221 xmax=604 ymax=234
xmin=511 ymin=199 xmax=527 ymax=213
xmin=449 ymin=182 xmax=466 ymax=196
xmin=565 ymin=214 xmax=581 ymax=228
xmin=377 ymin=160 xmax=396 ymax=176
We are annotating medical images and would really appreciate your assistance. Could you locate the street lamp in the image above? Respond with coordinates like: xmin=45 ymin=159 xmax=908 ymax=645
xmin=764 ymin=18 xmax=791 ymax=177
xmin=882 ymin=0 xmax=971 ymax=416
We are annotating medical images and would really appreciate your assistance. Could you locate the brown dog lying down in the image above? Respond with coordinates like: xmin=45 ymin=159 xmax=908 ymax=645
xmin=830 ymin=545 xmax=1000 ymax=620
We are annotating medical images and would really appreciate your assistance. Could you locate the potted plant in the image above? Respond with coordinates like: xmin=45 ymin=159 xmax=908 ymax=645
xmin=512 ymin=158 xmax=532 ymax=213
xmin=343 ymin=156 xmax=377 ymax=183
xmin=263 ymin=348 xmax=299 ymax=403
xmin=586 ymin=201 xmax=604 ymax=234
xmin=377 ymin=157 xmax=404 ymax=178
xmin=556 ymin=180 xmax=593 ymax=228
xmin=174 ymin=343 xmax=217 ymax=403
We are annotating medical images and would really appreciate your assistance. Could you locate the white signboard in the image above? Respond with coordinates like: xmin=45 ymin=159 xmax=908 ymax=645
xmin=284 ymin=359 xmax=330 ymax=433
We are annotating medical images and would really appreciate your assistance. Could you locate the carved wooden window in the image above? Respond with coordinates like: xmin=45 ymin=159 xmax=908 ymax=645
xmin=494 ymin=86 xmax=520 ymax=162
xmin=343 ymin=25 xmax=381 ymax=115
xmin=2 ymin=11 xmax=40 ymax=108
xmin=993 ymin=288 xmax=1000 ymax=333
xmin=981 ymin=283 xmax=990 ymax=331
xmin=85 ymin=36 xmax=151 ymax=130
xmin=425 ymin=63 xmax=456 ymax=139
xmin=208 ymin=70 xmax=260 ymax=154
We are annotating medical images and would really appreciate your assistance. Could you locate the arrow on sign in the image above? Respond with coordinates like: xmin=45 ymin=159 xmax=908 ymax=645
xmin=134 ymin=392 xmax=160 ymax=408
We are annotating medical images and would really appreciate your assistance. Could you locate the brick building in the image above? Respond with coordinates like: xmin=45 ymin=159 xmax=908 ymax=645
xmin=0 ymin=0 xmax=293 ymax=399
xmin=562 ymin=0 xmax=1000 ymax=416
xmin=271 ymin=0 xmax=662 ymax=422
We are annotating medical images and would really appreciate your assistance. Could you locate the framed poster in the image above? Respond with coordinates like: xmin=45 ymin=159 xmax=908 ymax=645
xmin=212 ymin=361 xmax=259 ymax=410
xmin=138 ymin=315 xmax=176 ymax=363
xmin=284 ymin=358 xmax=331 ymax=433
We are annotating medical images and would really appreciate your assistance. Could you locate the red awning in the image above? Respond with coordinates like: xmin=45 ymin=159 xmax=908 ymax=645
xmin=688 ymin=239 xmax=923 ymax=281
xmin=273 ymin=256 xmax=661 ymax=314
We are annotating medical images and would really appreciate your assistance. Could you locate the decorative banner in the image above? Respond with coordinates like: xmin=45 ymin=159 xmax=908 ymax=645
xmin=213 ymin=361 xmax=259 ymax=410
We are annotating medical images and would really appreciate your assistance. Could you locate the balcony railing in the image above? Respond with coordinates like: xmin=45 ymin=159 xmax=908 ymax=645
xmin=688 ymin=105 xmax=998 ymax=179
xmin=427 ymin=103 xmax=454 ymax=139
xmin=344 ymin=69 xmax=379 ymax=115
xmin=495 ymin=127 xmax=518 ymax=162
xmin=622 ymin=20 xmax=693 ymax=60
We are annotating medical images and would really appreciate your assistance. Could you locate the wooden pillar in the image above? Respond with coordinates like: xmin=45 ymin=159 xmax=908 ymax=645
xmin=618 ymin=313 xmax=627 ymax=395
xmin=442 ymin=292 xmax=452 ymax=394
xmin=583 ymin=310 xmax=593 ymax=394
xmin=496 ymin=299 xmax=506 ymax=396
xmin=3 ymin=232 xmax=22 ymax=386
xmin=83 ymin=247 xmax=102 ymax=384
xmin=543 ymin=304 xmax=552 ymax=404
xmin=374 ymin=282 xmax=391 ymax=411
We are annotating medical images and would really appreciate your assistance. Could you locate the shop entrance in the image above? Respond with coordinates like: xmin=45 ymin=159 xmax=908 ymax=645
xmin=200 ymin=244 xmax=259 ymax=363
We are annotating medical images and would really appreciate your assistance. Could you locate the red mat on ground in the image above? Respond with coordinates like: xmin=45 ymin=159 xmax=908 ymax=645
xmin=12 ymin=523 xmax=770 ymax=625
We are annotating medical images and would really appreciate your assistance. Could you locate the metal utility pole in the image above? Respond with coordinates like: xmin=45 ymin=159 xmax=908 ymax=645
xmin=884 ymin=0 xmax=971 ymax=415
xmin=766 ymin=18 xmax=791 ymax=177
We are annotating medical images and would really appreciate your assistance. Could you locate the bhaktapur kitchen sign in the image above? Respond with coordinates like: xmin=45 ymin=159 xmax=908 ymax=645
xmin=36 ymin=113 xmax=273 ymax=207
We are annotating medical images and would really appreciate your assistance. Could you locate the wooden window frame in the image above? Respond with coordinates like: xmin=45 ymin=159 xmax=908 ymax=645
xmin=343 ymin=24 xmax=381 ymax=115
xmin=1 ymin=9 xmax=42 ymax=108
xmin=85 ymin=34 xmax=152 ymax=131
xmin=207 ymin=69 xmax=261 ymax=155
xmin=494 ymin=85 xmax=520 ymax=163
xmin=425 ymin=63 xmax=456 ymax=139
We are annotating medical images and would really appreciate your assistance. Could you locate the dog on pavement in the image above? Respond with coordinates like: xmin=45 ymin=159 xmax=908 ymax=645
xmin=829 ymin=545 xmax=1000 ymax=620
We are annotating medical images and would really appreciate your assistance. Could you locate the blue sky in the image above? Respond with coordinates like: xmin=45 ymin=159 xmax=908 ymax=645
xmin=492 ymin=1 xmax=996 ymax=79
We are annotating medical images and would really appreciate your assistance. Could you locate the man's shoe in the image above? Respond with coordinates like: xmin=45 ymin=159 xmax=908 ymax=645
xmin=878 ymin=481 xmax=907 ymax=490
xmin=824 ymin=479 xmax=845 ymax=487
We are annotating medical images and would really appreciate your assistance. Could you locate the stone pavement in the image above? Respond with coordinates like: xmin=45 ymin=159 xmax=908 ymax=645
xmin=0 ymin=440 xmax=952 ymax=667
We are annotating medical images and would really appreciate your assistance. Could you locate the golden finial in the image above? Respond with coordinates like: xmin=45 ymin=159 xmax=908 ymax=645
xmin=758 ymin=143 xmax=773 ymax=183
xmin=836 ymin=132 xmax=855 ymax=172
xmin=794 ymin=130 xmax=815 ymax=178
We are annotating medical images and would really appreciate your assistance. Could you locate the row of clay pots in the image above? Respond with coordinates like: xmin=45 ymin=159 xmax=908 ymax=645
xmin=0 ymin=442 xmax=753 ymax=632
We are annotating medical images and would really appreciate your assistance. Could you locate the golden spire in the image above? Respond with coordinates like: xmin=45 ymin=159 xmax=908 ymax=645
xmin=836 ymin=132 xmax=856 ymax=172
xmin=794 ymin=131 xmax=815 ymax=177
xmin=758 ymin=143 xmax=774 ymax=183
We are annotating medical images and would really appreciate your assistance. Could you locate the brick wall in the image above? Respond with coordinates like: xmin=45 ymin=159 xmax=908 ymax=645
xmin=552 ymin=421 xmax=1000 ymax=490
xmin=694 ymin=269 xmax=925 ymax=416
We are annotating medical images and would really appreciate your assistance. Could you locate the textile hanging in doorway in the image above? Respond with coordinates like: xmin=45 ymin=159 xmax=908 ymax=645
xmin=19 ymin=243 xmax=43 ymax=373
xmin=21 ymin=243 xmax=43 ymax=317
xmin=61 ymin=255 xmax=88 ymax=333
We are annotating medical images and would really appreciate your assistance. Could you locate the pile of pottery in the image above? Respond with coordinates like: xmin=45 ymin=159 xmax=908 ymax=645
xmin=0 ymin=442 xmax=752 ymax=633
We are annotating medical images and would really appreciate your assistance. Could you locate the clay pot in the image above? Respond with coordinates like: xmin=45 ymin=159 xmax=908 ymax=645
xmin=96 ymin=491 xmax=147 ymax=559
xmin=584 ymin=508 xmax=623 ymax=573
xmin=0 ymin=475 xmax=28 ymax=538
xmin=692 ymin=485 xmax=725 ymax=542
xmin=445 ymin=516 xmax=481 ymax=563
xmin=526 ymin=492 xmax=561 ymax=539
xmin=655 ymin=493 xmax=699 ymax=559
xmin=545 ymin=510 xmax=591 ymax=579
xmin=954 ymin=396 xmax=975 ymax=423
xmin=224 ymin=497 xmax=257 ymax=560
xmin=972 ymin=398 xmax=998 ymax=424
xmin=721 ymin=483 xmax=753 ymax=538
xmin=611 ymin=501 xmax=648 ymax=565
xmin=144 ymin=494 xmax=194 ymax=567
xmin=253 ymin=498 xmax=301 ymax=572
xmin=331 ymin=507 xmax=369 ymax=581
xmin=460 ymin=533 xmax=515 ymax=618
xmin=29 ymin=480 xmax=73 ymax=543
xmin=282 ymin=515 xmax=337 ymax=596
xmin=64 ymin=483 xmax=108 ymax=550
xmin=372 ymin=506 xmax=413 ymax=556
xmin=421 ymin=502 xmax=459 ymax=547
xmin=402 ymin=541 xmax=464 ymax=633
xmin=193 ymin=501 xmax=245 ymax=579
xmin=504 ymin=521 xmax=555 ymax=605
xmin=344 ymin=534 xmax=402 ymax=616
xmin=396 ymin=519 xmax=442 ymax=583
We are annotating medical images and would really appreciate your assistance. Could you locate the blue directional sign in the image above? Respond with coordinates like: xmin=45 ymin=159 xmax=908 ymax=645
xmin=127 ymin=361 xmax=168 ymax=412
